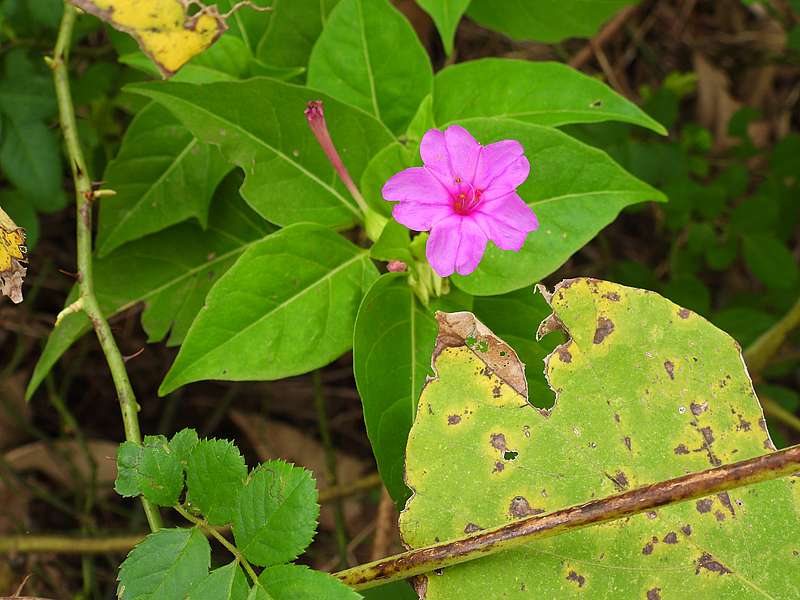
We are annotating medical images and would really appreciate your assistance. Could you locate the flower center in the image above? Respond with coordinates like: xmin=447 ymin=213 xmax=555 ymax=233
xmin=452 ymin=181 xmax=482 ymax=215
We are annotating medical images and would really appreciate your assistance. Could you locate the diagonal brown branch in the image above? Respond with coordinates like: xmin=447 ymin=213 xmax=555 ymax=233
xmin=335 ymin=444 xmax=800 ymax=590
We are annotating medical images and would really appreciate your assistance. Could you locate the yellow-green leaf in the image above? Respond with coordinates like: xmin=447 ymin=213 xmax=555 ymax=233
xmin=400 ymin=278 xmax=800 ymax=599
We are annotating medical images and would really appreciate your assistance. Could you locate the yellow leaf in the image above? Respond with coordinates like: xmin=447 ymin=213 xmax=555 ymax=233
xmin=71 ymin=0 xmax=228 ymax=77
xmin=0 ymin=226 xmax=27 ymax=304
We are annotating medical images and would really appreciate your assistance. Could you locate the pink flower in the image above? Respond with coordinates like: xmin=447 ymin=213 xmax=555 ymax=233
xmin=381 ymin=125 xmax=539 ymax=277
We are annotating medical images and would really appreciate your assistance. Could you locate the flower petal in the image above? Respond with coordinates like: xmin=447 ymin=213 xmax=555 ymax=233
xmin=473 ymin=140 xmax=525 ymax=189
xmin=382 ymin=167 xmax=451 ymax=204
xmin=392 ymin=201 xmax=453 ymax=231
xmin=474 ymin=192 xmax=539 ymax=250
xmin=420 ymin=128 xmax=452 ymax=182
xmin=444 ymin=125 xmax=481 ymax=183
xmin=482 ymin=156 xmax=530 ymax=196
xmin=426 ymin=215 xmax=488 ymax=277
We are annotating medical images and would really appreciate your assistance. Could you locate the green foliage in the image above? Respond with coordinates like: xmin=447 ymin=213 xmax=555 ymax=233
xmin=308 ymin=0 xmax=433 ymax=134
xmin=118 ymin=528 xmax=211 ymax=600
xmin=188 ymin=562 xmax=250 ymax=600
xmin=401 ymin=279 xmax=800 ymax=598
xmin=186 ymin=439 xmax=247 ymax=525
xmin=233 ymin=461 xmax=319 ymax=567
xmin=115 ymin=436 xmax=183 ymax=506
xmin=414 ymin=0 xmax=471 ymax=55
xmin=257 ymin=564 xmax=361 ymax=600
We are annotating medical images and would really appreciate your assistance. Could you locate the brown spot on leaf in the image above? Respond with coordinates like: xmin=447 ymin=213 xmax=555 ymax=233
xmin=764 ymin=438 xmax=777 ymax=450
xmin=603 ymin=292 xmax=620 ymax=301
xmin=447 ymin=415 xmax=461 ymax=425
xmin=674 ymin=444 xmax=689 ymax=455
xmin=647 ymin=588 xmax=662 ymax=600
xmin=606 ymin=470 xmax=629 ymax=491
xmin=557 ymin=346 xmax=572 ymax=363
xmin=717 ymin=492 xmax=735 ymax=516
xmin=490 ymin=433 xmax=507 ymax=451
xmin=593 ymin=317 xmax=615 ymax=344
xmin=492 ymin=385 xmax=502 ymax=398
xmin=493 ymin=461 xmax=505 ymax=473
xmin=759 ymin=418 xmax=769 ymax=432
xmin=646 ymin=511 xmax=658 ymax=519
xmin=690 ymin=401 xmax=708 ymax=416
xmin=696 ymin=499 xmax=713 ymax=513
xmin=681 ymin=524 xmax=692 ymax=536
xmin=614 ymin=413 xmax=621 ymax=423
xmin=715 ymin=510 xmax=726 ymax=522
xmin=700 ymin=427 xmax=715 ymax=445
xmin=663 ymin=532 xmax=678 ymax=544
xmin=695 ymin=553 xmax=732 ymax=575
xmin=509 ymin=496 xmax=544 ymax=518
xmin=664 ymin=361 xmax=675 ymax=379
xmin=642 ymin=537 xmax=657 ymax=555
xmin=678 ymin=308 xmax=691 ymax=319
xmin=623 ymin=436 xmax=632 ymax=451
xmin=736 ymin=414 xmax=752 ymax=431
xmin=566 ymin=571 xmax=586 ymax=588
xmin=463 ymin=522 xmax=482 ymax=534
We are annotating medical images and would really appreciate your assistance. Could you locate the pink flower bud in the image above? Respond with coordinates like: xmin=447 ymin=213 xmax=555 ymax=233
xmin=387 ymin=260 xmax=408 ymax=273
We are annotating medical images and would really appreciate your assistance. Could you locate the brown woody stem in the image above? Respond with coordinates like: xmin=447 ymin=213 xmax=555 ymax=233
xmin=335 ymin=444 xmax=800 ymax=590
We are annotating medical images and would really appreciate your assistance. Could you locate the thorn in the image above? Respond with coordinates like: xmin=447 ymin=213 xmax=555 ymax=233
xmin=93 ymin=189 xmax=117 ymax=199
xmin=57 ymin=269 xmax=79 ymax=280
xmin=122 ymin=347 xmax=145 ymax=363
xmin=43 ymin=56 xmax=56 ymax=69
xmin=55 ymin=298 xmax=85 ymax=326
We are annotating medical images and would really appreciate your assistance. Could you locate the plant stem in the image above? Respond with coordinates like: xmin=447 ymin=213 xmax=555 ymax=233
xmin=0 ymin=534 xmax=145 ymax=554
xmin=744 ymin=295 xmax=800 ymax=375
xmin=51 ymin=3 xmax=161 ymax=532
xmin=761 ymin=396 xmax=800 ymax=433
xmin=312 ymin=370 xmax=350 ymax=569
xmin=334 ymin=443 xmax=800 ymax=590
xmin=174 ymin=505 xmax=259 ymax=584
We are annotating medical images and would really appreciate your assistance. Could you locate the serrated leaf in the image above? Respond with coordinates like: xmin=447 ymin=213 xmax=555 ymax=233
xmin=307 ymin=0 xmax=432 ymax=134
xmin=258 ymin=564 xmax=361 ymax=600
xmin=247 ymin=586 xmax=274 ymax=600
xmin=72 ymin=0 xmax=227 ymax=77
xmin=118 ymin=528 xmax=210 ymax=600
xmin=233 ymin=461 xmax=319 ymax=567
xmin=400 ymin=279 xmax=800 ymax=598
xmin=96 ymin=102 xmax=230 ymax=256
xmin=26 ymin=183 xmax=271 ymax=400
xmin=115 ymin=436 xmax=183 ymax=506
xmin=433 ymin=59 xmax=665 ymax=134
xmin=170 ymin=428 xmax=199 ymax=468
xmin=188 ymin=561 xmax=250 ymax=600
xmin=466 ymin=0 xmax=636 ymax=43
xmin=159 ymin=223 xmax=378 ymax=395
xmin=130 ymin=78 xmax=393 ymax=229
xmin=186 ymin=438 xmax=247 ymax=525
xmin=414 ymin=0 xmax=470 ymax=55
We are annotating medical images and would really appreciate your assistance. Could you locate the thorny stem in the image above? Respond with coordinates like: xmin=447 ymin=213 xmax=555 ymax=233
xmin=744 ymin=294 xmax=800 ymax=376
xmin=313 ymin=370 xmax=350 ymax=569
xmin=51 ymin=3 xmax=162 ymax=532
xmin=174 ymin=505 xmax=260 ymax=584
xmin=334 ymin=444 xmax=800 ymax=590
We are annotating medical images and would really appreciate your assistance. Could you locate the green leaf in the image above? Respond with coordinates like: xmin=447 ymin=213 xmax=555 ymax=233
xmin=96 ymin=103 xmax=231 ymax=256
xmin=169 ymin=428 xmax=199 ymax=468
xmin=742 ymin=234 xmax=799 ymax=290
xmin=433 ymin=59 xmax=665 ymax=134
xmin=361 ymin=142 xmax=418 ymax=218
xmin=400 ymin=279 xmax=798 ymax=598
xmin=188 ymin=561 xmax=250 ymax=600
xmin=258 ymin=564 xmax=361 ymax=600
xmin=362 ymin=581 xmax=416 ymax=600
xmin=247 ymin=586 xmax=275 ymax=600
xmin=0 ymin=115 xmax=66 ymax=212
xmin=0 ymin=189 xmax=39 ymax=249
xmin=217 ymin=0 xmax=340 ymax=70
xmin=118 ymin=528 xmax=210 ymax=600
xmin=370 ymin=220 xmax=412 ymax=264
xmin=114 ymin=436 xmax=184 ymax=506
xmin=131 ymin=78 xmax=394 ymax=229
xmin=232 ymin=461 xmax=319 ymax=567
xmin=414 ymin=0 xmax=470 ymax=55
xmin=159 ymin=224 xmax=378 ymax=395
xmin=26 ymin=182 xmax=272 ymax=400
xmin=307 ymin=0 xmax=433 ymax=134
xmin=186 ymin=439 xmax=248 ymax=525
xmin=448 ymin=118 xmax=664 ymax=295
xmin=466 ymin=0 xmax=636 ymax=43
xmin=0 ymin=50 xmax=57 ymax=121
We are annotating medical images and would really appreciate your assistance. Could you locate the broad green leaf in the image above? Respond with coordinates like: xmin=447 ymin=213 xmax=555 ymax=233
xmin=186 ymin=438 xmax=247 ymax=525
xmin=434 ymin=59 xmax=665 ymax=134
xmin=307 ymin=0 xmax=433 ymax=134
xmin=0 ymin=115 xmax=66 ymax=212
xmin=0 ymin=50 xmax=57 ymax=121
xmin=118 ymin=528 xmax=210 ymax=600
xmin=233 ymin=461 xmax=319 ymax=567
xmin=370 ymin=220 xmax=412 ymax=264
xmin=401 ymin=279 xmax=800 ymax=599
xmin=169 ymin=428 xmax=199 ymax=468
xmin=414 ymin=0 xmax=470 ymax=55
xmin=467 ymin=0 xmax=636 ymax=43
xmin=362 ymin=581 xmax=416 ymax=600
xmin=354 ymin=273 xmax=472 ymax=503
xmin=0 ymin=189 xmax=39 ymax=249
xmin=188 ymin=561 xmax=250 ymax=600
xmin=247 ymin=586 xmax=275 ymax=600
xmin=258 ymin=564 xmax=361 ymax=600
xmin=96 ymin=102 xmax=230 ymax=256
xmin=217 ymin=0 xmax=339 ymax=70
xmin=26 ymin=182 xmax=271 ymax=400
xmin=131 ymin=78 xmax=394 ymax=229
xmin=361 ymin=142 xmax=417 ymax=219
xmin=114 ymin=436 xmax=183 ymax=506
xmin=159 ymin=224 xmax=378 ymax=395
xmin=742 ymin=234 xmax=799 ymax=290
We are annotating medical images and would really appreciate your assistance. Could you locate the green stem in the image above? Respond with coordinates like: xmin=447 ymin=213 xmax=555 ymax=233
xmin=51 ymin=3 xmax=161 ymax=532
xmin=761 ymin=396 xmax=800 ymax=433
xmin=334 ymin=444 xmax=800 ymax=590
xmin=174 ymin=505 xmax=259 ymax=584
xmin=744 ymin=295 xmax=800 ymax=375
xmin=313 ymin=370 xmax=350 ymax=569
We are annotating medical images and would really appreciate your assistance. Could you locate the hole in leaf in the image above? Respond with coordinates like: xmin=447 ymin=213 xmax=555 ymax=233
xmin=503 ymin=450 xmax=518 ymax=461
